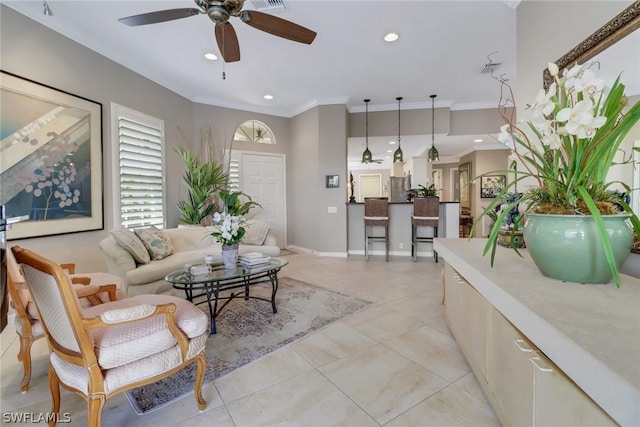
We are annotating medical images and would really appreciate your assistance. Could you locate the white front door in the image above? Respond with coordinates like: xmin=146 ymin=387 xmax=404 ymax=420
xmin=360 ymin=174 xmax=382 ymax=202
xmin=240 ymin=153 xmax=286 ymax=247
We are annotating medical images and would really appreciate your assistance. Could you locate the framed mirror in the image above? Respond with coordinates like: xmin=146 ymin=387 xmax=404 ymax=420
xmin=543 ymin=2 xmax=640 ymax=88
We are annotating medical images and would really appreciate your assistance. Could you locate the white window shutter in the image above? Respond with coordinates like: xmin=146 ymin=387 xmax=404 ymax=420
xmin=116 ymin=115 xmax=165 ymax=228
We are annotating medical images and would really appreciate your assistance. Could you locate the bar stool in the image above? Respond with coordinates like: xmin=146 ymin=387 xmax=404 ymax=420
xmin=411 ymin=197 xmax=440 ymax=262
xmin=364 ymin=197 xmax=389 ymax=261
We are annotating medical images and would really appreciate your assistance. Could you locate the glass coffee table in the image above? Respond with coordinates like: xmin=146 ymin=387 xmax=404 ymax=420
xmin=165 ymin=258 xmax=288 ymax=334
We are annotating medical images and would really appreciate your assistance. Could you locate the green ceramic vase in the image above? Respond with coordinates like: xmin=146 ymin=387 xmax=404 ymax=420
xmin=523 ymin=213 xmax=633 ymax=284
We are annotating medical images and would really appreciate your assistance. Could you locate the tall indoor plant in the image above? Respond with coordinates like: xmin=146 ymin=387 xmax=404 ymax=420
xmin=477 ymin=62 xmax=640 ymax=286
xmin=175 ymin=147 xmax=227 ymax=225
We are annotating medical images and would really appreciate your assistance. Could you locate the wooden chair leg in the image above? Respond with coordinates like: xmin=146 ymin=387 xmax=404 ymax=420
xmin=87 ymin=394 xmax=106 ymax=427
xmin=193 ymin=353 xmax=207 ymax=411
xmin=48 ymin=364 xmax=61 ymax=427
xmin=18 ymin=335 xmax=34 ymax=392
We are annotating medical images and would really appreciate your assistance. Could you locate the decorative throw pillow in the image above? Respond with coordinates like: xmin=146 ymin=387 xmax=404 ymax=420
xmin=111 ymin=228 xmax=151 ymax=264
xmin=134 ymin=226 xmax=174 ymax=260
xmin=242 ymin=220 xmax=271 ymax=246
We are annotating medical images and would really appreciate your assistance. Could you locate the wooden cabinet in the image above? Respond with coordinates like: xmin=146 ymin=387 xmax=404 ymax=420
xmin=443 ymin=261 xmax=618 ymax=427
xmin=489 ymin=307 xmax=534 ymax=427
xmin=443 ymin=263 xmax=489 ymax=383
xmin=532 ymin=351 xmax=616 ymax=427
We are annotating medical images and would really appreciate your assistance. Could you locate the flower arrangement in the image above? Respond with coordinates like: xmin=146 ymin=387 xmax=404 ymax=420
xmin=210 ymin=211 xmax=246 ymax=246
xmin=477 ymin=62 xmax=640 ymax=285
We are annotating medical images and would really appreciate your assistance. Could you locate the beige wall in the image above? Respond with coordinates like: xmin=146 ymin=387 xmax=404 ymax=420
xmin=1 ymin=6 xmax=193 ymax=271
xmin=516 ymin=0 xmax=637 ymax=206
xmin=459 ymin=150 xmax=510 ymax=237
xmin=4 ymin=2 xmax=633 ymax=264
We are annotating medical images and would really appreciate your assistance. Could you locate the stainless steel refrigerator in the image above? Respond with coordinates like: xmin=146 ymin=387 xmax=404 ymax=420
xmin=389 ymin=177 xmax=407 ymax=202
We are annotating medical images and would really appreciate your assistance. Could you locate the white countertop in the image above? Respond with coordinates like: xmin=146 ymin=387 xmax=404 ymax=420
xmin=434 ymin=238 xmax=640 ymax=426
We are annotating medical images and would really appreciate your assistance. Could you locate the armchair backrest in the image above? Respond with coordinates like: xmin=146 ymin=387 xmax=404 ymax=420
xmin=5 ymin=249 xmax=29 ymax=320
xmin=11 ymin=246 xmax=93 ymax=363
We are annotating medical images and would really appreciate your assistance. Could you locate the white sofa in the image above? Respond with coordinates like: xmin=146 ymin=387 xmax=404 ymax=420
xmin=99 ymin=223 xmax=280 ymax=297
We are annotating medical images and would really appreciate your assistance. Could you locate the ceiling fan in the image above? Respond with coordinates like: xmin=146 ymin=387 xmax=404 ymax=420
xmin=118 ymin=0 xmax=317 ymax=63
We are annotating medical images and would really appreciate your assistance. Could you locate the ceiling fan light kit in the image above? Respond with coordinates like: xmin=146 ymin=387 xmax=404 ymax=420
xmin=393 ymin=97 xmax=403 ymax=163
xmin=118 ymin=0 xmax=316 ymax=64
xmin=362 ymin=99 xmax=373 ymax=164
xmin=428 ymin=94 xmax=440 ymax=162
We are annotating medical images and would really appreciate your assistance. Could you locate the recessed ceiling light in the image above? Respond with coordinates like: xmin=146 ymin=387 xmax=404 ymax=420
xmin=384 ymin=32 xmax=399 ymax=42
xmin=264 ymin=94 xmax=274 ymax=100
xmin=204 ymin=53 xmax=218 ymax=61
xmin=389 ymin=141 xmax=396 ymax=145
xmin=386 ymin=149 xmax=393 ymax=153
xmin=474 ymin=138 xmax=483 ymax=143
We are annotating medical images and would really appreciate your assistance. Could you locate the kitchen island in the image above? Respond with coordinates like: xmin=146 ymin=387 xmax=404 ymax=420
xmin=346 ymin=201 xmax=459 ymax=257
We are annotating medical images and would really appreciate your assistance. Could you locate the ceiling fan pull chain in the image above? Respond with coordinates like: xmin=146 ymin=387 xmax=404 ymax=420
xmin=222 ymin=25 xmax=226 ymax=80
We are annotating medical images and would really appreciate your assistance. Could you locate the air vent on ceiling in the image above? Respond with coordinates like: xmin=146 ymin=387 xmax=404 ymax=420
xmin=249 ymin=0 xmax=287 ymax=12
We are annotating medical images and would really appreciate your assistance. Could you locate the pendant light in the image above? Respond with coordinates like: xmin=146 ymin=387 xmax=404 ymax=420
xmin=393 ymin=97 xmax=404 ymax=163
xmin=361 ymin=99 xmax=372 ymax=164
xmin=428 ymin=94 xmax=440 ymax=162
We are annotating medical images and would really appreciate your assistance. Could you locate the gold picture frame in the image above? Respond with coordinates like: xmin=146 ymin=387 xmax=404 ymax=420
xmin=543 ymin=1 xmax=640 ymax=88
xmin=1 ymin=71 xmax=103 ymax=240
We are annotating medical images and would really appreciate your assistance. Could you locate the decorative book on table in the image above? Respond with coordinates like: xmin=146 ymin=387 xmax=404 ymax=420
xmin=239 ymin=252 xmax=271 ymax=267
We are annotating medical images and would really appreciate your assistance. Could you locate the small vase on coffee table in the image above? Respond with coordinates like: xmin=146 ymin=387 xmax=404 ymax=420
xmin=221 ymin=244 xmax=239 ymax=269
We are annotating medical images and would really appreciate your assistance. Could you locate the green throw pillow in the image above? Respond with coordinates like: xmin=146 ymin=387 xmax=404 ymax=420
xmin=134 ymin=226 xmax=174 ymax=261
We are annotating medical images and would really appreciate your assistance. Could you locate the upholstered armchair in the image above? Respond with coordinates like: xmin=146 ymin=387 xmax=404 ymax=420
xmin=5 ymin=250 xmax=120 ymax=392
xmin=11 ymin=246 xmax=209 ymax=427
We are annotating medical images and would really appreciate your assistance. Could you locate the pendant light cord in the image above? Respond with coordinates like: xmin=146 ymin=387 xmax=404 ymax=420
xmin=397 ymin=97 xmax=402 ymax=148
xmin=431 ymin=95 xmax=435 ymax=148
xmin=365 ymin=99 xmax=370 ymax=149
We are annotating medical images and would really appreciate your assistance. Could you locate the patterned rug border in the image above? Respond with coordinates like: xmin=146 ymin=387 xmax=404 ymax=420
xmin=126 ymin=277 xmax=371 ymax=414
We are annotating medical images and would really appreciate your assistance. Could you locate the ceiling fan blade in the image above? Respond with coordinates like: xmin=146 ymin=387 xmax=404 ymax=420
xmin=215 ymin=23 xmax=241 ymax=63
xmin=119 ymin=8 xmax=201 ymax=26
xmin=239 ymin=10 xmax=316 ymax=45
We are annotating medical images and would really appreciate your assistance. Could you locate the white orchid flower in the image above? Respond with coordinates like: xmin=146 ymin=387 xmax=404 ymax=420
xmin=548 ymin=63 xmax=559 ymax=77
xmin=531 ymin=83 xmax=556 ymax=117
xmin=556 ymin=99 xmax=606 ymax=138
xmin=532 ymin=119 xmax=562 ymax=149
xmin=498 ymin=124 xmax=515 ymax=149
xmin=563 ymin=63 xmax=584 ymax=91
xmin=573 ymin=69 xmax=604 ymax=96
xmin=213 ymin=212 xmax=221 ymax=223
xmin=543 ymin=133 xmax=562 ymax=150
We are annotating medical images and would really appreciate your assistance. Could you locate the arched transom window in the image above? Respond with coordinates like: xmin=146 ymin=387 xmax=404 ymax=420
xmin=233 ymin=120 xmax=275 ymax=144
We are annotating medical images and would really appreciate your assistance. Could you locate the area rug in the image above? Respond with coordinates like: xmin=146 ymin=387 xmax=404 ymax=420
xmin=126 ymin=277 xmax=371 ymax=414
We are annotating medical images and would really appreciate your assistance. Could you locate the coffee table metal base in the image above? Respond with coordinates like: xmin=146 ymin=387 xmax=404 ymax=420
xmin=175 ymin=269 xmax=280 ymax=334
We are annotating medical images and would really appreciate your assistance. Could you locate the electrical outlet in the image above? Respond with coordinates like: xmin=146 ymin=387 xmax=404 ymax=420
xmin=399 ymin=242 xmax=404 ymax=249
xmin=328 ymin=206 xmax=337 ymax=214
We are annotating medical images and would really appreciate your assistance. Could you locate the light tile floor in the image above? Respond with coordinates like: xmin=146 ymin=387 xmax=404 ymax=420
xmin=0 ymin=253 xmax=501 ymax=426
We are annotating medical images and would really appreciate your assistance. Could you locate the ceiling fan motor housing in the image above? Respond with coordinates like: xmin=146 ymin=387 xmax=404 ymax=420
xmin=208 ymin=0 xmax=245 ymax=24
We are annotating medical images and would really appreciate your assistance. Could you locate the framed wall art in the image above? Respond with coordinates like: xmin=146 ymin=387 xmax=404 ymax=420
xmin=1 ymin=71 xmax=103 ymax=240
xmin=458 ymin=162 xmax=471 ymax=209
xmin=326 ymin=175 xmax=340 ymax=188
xmin=480 ymin=175 xmax=506 ymax=198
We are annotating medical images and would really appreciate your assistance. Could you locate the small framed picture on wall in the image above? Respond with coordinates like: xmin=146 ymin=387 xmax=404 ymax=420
xmin=326 ymin=175 xmax=340 ymax=188
xmin=480 ymin=175 xmax=506 ymax=198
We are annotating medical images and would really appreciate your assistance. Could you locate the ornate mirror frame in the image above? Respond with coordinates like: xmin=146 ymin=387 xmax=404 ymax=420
xmin=543 ymin=1 xmax=640 ymax=88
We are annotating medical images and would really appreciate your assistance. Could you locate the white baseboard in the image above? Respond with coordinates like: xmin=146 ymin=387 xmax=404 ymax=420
xmin=285 ymin=245 xmax=348 ymax=258
xmin=347 ymin=249 xmax=435 ymax=257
